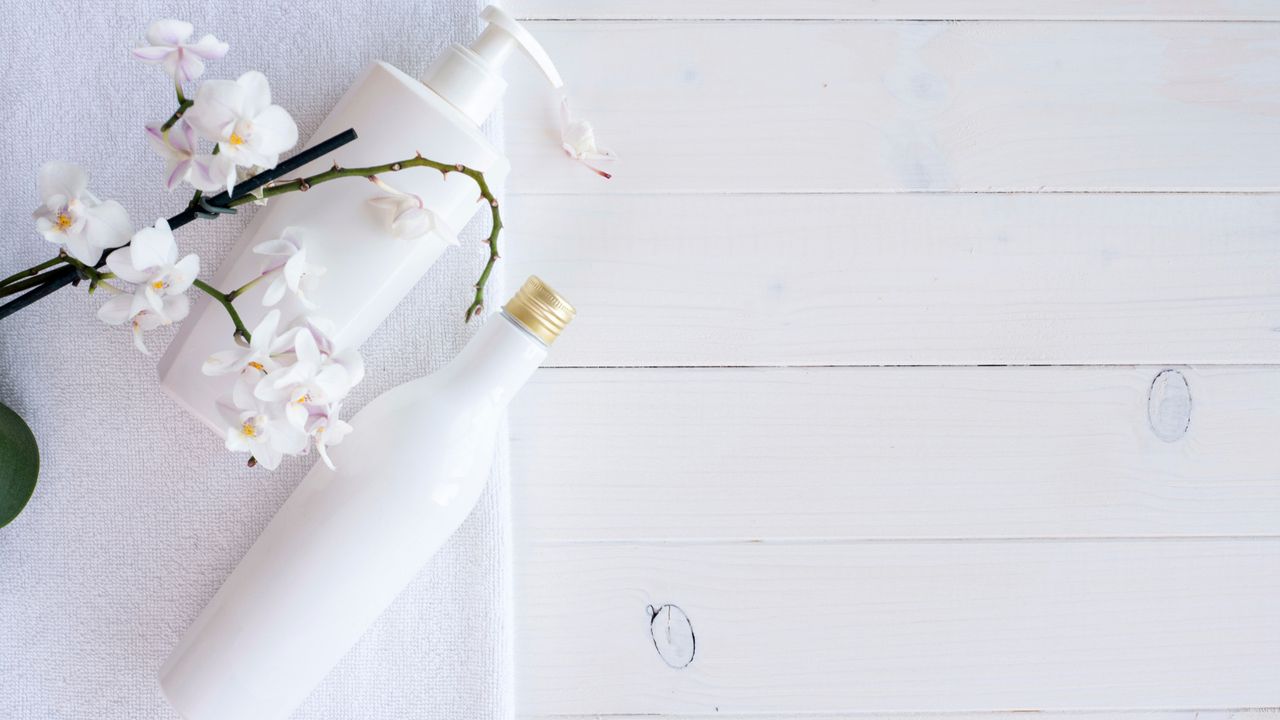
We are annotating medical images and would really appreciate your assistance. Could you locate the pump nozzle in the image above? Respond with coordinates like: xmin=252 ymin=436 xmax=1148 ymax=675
xmin=422 ymin=5 xmax=564 ymax=125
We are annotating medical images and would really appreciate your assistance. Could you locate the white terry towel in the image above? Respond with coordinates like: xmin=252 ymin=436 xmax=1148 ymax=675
xmin=0 ymin=1 xmax=512 ymax=718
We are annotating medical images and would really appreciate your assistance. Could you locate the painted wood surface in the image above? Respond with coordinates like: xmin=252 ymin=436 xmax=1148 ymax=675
xmin=504 ymin=21 xmax=1280 ymax=194
xmin=504 ymin=5 xmax=1280 ymax=718
xmin=515 ymin=540 xmax=1280 ymax=714
xmin=509 ymin=0 xmax=1280 ymax=21
xmin=506 ymin=193 xmax=1280 ymax=367
xmin=511 ymin=366 xmax=1280 ymax=541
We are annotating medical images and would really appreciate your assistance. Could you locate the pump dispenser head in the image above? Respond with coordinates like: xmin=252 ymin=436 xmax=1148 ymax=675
xmin=423 ymin=5 xmax=564 ymax=125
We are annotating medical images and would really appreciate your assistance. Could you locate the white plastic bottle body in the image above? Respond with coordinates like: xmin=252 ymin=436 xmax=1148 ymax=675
xmin=158 ymin=60 xmax=510 ymax=434
xmin=159 ymin=313 xmax=547 ymax=720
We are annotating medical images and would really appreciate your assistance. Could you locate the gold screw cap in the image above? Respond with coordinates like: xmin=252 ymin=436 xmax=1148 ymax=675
xmin=503 ymin=276 xmax=576 ymax=344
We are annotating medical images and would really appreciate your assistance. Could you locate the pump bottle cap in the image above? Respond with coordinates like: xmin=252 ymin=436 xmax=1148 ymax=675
xmin=422 ymin=5 xmax=564 ymax=125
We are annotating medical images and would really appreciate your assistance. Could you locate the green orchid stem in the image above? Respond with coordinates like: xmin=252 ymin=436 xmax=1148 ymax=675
xmin=161 ymin=98 xmax=194 ymax=133
xmin=227 ymin=154 xmax=502 ymax=321
xmin=193 ymin=279 xmax=252 ymax=343
xmin=0 ymin=256 xmax=70 ymax=296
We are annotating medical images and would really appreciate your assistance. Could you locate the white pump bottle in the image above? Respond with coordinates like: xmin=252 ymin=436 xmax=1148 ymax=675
xmin=158 ymin=6 xmax=563 ymax=433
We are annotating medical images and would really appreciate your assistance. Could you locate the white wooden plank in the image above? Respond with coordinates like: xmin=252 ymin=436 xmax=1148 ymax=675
xmin=510 ymin=366 xmax=1280 ymax=541
xmin=524 ymin=707 xmax=1274 ymax=712
xmin=509 ymin=0 xmax=1280 ymax=21
xmin=505 ymin=21 xmax=1280 ymax=193
xmin=514 ymin=540 xmax=1280 ymax=714
xmin=507 ymin=193 xmax=1280 ymax=367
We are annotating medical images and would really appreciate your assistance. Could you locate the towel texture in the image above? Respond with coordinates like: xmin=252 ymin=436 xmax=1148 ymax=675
xmin=0 ymin=1 xmax=512 ymax=718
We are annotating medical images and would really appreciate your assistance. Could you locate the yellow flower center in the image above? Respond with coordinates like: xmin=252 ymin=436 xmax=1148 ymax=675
xmin=240 ymin=420 xmax=259 ymax=438
xmin=247 ymin=361 xmax=265 ymax=372
xmin=151 ymin=280 xmax=166 ymax=291
xmin=228 ymin=132 xmax=245 ymax=146
xmin=55 ymin=213 xmax=73 ymax=231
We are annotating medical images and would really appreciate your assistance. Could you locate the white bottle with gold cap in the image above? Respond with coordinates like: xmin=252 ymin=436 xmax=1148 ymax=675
xmin=159 ymin=276 xmax=575 ymax=720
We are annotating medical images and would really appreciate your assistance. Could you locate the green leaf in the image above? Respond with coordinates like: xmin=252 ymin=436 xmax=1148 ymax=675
xmin=0 ymin=401 xmax=39 ymax=528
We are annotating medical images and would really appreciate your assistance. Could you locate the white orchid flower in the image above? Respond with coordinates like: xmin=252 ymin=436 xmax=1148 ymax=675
xmin=186 ymin=71 xmax=298 ymax=191
xmin=104 ymin=218 xmax=199 ymax=314
xmin=289 ymin=315 xmax=365 ymax=389
xmin=144 ymin=119 xmax=226 ymax=192
xmin=254 ymin=328 xmax=354 ymax=428
xmin=221 ymin=400 xmax=308 ymax=471
xmin=253 ymin=227 xmax=325 ymax=307
xmin=201 ymin=309 xmax=299 ymax=410
xmin=97 ymin=291 xmax=189 ymax=355
xmin=32 ymin=162 xmax=132 ymax=265
xmin=131 ymin=19 xmax=228 ymax=83
xmin=304 ymin=402 xmax=354 ymax=470
xmin=560 ymin=96 xmax=615 ymax=179
xmin=367 ymin=176 xmax=453 ymax=242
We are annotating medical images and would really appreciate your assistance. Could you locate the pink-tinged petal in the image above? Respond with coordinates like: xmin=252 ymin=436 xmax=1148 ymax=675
xmin=254 ymin=444 xmax=283 ymax=470
xmin=248 ymin=105 xmax=298 ymax=157
xmin=165 ymin=158 xmax=191 ymax=190
xmin=169 ymin=119 xmax=197 ymax=155
xmin=131 ymin=45 xmax=174 ymax=62
xmin=96 ymin=293 xmax=135 ymax=325
xmin=174 ymin=51 xmax=206 ymax=84
xmin=146 ymin=19 xmax=193 ymax=46
xmin=62 ymin=233 xmax=101 ymax=265
xmin=38 ymin=162 xmax=88 ymax=204
xmin=236 ymin=71 xmax=272 ymax=117
xmin=105 ymin=247 xmax=150 ymax=284
xmin=186 ymin=79 xmax=244 ymax=141
xmin=82 ymin=200 xmax=133 ymax=251
xmin=367 ymin=196 xmax=404 ymax=209
xmin=184 ymin=34 xmax=228 ymax=59
xmin=169 ymin=254 xmax=200 ymax=293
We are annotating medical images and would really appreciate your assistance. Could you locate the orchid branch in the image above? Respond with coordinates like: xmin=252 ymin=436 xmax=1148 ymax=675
xmin=227 ymin=154 xmax=503 ymax=321
xmin=192 ymin=278 xmax=252 ymax=342
xmin=0 ymin=255 xmax=68 ymax=290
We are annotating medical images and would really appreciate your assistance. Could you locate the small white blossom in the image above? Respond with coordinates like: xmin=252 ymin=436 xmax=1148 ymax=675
xmin=253 ymin=227 xmax=325 ymax=307
xmin=304 ymin=402 xmax=354 ymax=470
xmin=221 ymin=400 xmax=308 ymax=471
xmin=96 ymin=219 xmax=198 ymax=354
xmin=144 ymin=119 xmax=226 ymax=192
xmin=255 ymin=326 xmax=354 ymax=428
xmin=201 ymin=309 xmax=299 ymax=407
xmin=186 ymin=71 xmax=298 ymax=192
xmin=367 ymin=176 xmax=451 ymax=242
xmin=32 ymin=162 xmax=132 ymax=265
xmin=560 ymin=96 xmax=615 ymax=179
xmin=131 ymin=19 xmax=228 ymax=83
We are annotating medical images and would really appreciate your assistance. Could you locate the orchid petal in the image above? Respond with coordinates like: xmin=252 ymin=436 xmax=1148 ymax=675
xmin=247 ymin=105 xmax=298 ymax=157
xmin=203 ymin=349 xmax=247 ymax=376
xmin=81 ymin=200 xmax=133 ymax=251
xmin=105 ymin=247 xmax=150 ymax=284
xmin=96 ymin=293 xmax=134 ymax=325
xmin=185 ymin=34 xmax=229 ymax=60
xmin=130 ymin=46 xmax=173 ymax=62
xmin=169 ymin=254 xmax=200 ymax=293
xmin=38 ymin=162 xmax=88 ymax=204
xmin=236 ymin=71 xmax=272 ymax=118
xmin=186 ymin=79 xmax=243 ymax=141
xmin=129 ymin=221 xmax=174 ymax=270
xmin=146 ymin=19 xmax=193 ymax=46
xmin=62 ymin=233 xmax=100 ymax=265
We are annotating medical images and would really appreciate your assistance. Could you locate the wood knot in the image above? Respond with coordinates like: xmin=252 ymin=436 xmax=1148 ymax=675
xmin=647 ymin=604 xmax=695 ymax=669
xmin=1147 ymin=369 xmax=1192 ymax=442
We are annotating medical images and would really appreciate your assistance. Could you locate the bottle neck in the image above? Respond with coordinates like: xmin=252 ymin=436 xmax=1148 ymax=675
xmin=439 ymin=311 xmax=549 ymax=406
